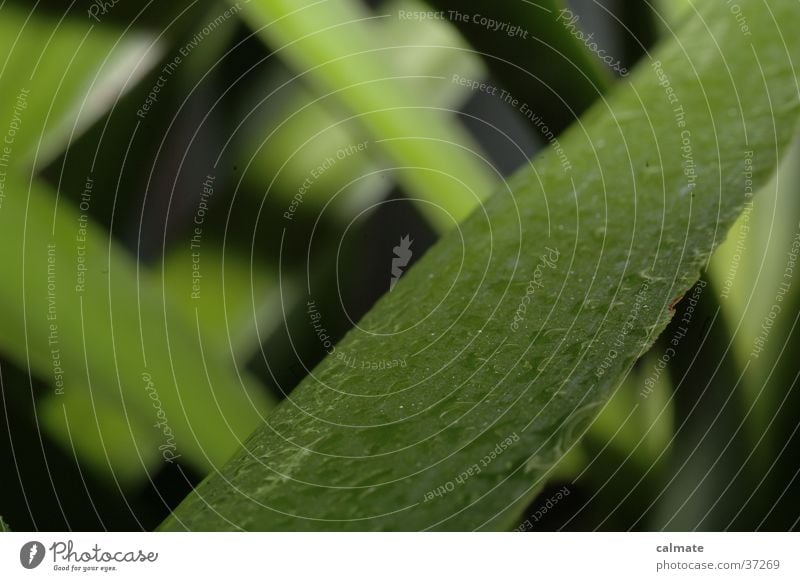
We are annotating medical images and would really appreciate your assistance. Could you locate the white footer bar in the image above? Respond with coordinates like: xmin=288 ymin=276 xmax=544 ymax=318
xmin=1 ymin=532 xmax=797 ymax=580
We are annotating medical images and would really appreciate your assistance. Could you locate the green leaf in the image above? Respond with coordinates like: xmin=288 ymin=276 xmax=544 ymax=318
xmin=0 ymin=175 xmax=274 ymax=481
xmin=587 ymin=351 xmax=674 ymax=475
xmin=0 ymin=5 xmax=276 ymax=481
xmin=705 ymin=137 xmax=800 ymax=524
xmin=423 ymin=0 xmax=612 ymax=134
xmin=235 ymin=0 xmax=496 ymax=230
xmin=0 ymin=5 xmax=158 ymax=167
xmin=709 ymin=139 xmax=800 ymax=438
xmin=161 ymin=0 xmax=800 ymax=530
xmin=657 ymin=0 xmax=695 ymax=27
xmin=0 ymin=515 xmax=10 ymax=532
xmin=160 ymin=246 xmax=283 ymax=360
xmin=237 ymin=2 xmax=485 ymax=223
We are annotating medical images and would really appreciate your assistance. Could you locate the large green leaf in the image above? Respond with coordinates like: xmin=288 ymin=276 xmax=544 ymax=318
xmin=160 ymin=0 xmax=800 ymax=530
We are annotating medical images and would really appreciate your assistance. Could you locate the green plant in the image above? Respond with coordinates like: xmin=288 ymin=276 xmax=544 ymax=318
xmin=158 ymin=0 xmax=800 ymax=530
xmin=2 ymin=0 xmax=799 ymax=533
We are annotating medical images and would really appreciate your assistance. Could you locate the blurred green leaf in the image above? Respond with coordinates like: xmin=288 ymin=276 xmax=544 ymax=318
xmin=160 ymin=246 xmax=284 ymax=360
xmin=161 ymin=0 xmax=800 ymax=530
xmin=0 ymin=3 xmax=278 ymax=483
xmin=238 ymin=1 xmax=485 ymax=223
xmin=657 ymin=0 xmax=695 ymax=28
xmin=709 ymin=139 xmax=800 ymax=439
xmin=651 ymin=279 xmax=755 ymax=530
xmin=705 ymin=138 xmax=800 ymax=528
xmin=235 ymin=0 xmax=496 ymax=230
xmin=424 ymin=0 xmax=612 ymax=134
xmin=0 ymin=175 xmax=275 ymax=481
xmin=588 ymin=351 xmax=674 ymax=477
xmin=0 ymin=5 xmax=160 ymax=166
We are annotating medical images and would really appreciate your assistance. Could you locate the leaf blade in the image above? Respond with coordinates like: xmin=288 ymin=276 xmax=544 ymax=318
xmin=161 ymin=0 xmax=800 ymax=530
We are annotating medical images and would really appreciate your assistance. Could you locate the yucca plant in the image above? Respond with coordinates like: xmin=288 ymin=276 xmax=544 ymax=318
xmin=1 ymin=0 xmax=799 ymax=532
